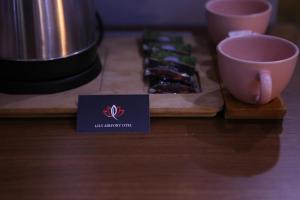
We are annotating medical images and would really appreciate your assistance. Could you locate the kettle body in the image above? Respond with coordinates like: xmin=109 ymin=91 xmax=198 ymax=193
xmin=0 ymin=0 xmax=102 ymax=94
xmin=0 ymin=0 xmax=99 ymax=60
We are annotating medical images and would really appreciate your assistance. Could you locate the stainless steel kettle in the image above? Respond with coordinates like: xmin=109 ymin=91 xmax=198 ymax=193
xmin=0 ymin=0 xmax=102 ymax=94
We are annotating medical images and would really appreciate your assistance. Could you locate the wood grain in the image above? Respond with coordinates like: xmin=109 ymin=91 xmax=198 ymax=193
xmin=1 ymin=113 xmax=300 ymax=200
xmin=223 ymin=90 xmax=286 ymax=119
xmin=278 ymin=0 xmax=300 ymax=28
xmin=0 ymin=26 xmax=299 ymax=200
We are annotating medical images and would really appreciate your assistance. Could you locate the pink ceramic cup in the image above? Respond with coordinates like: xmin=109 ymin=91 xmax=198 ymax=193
xmin=205 ymin=0 xmax=272 ymax=43
xmin=217 ymin=34 xmax=299 ymax=104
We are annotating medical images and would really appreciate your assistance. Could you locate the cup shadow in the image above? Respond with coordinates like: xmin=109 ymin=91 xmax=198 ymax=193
xmin=186 ymin=117 xmax=281 ymax=177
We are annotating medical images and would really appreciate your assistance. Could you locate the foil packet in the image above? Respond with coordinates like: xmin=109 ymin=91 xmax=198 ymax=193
xmin=144 ymin=64 xmax=196 ymax=85
xmin=148 ymin=77 xmax=201 ymax=94
xmin=144 ymin=51 xmax=197 ymax=69
xmin=143 ymin=31 xmax=184 ymax=44
xmin=142 ymin=43 xmax=192 ymax=56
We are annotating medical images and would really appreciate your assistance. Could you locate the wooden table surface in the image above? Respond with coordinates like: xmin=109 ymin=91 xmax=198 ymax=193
xmin=1 ymin=29 xmax=300 ymax=200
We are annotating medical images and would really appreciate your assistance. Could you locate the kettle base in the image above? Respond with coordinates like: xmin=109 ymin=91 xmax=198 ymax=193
xmin=0 ymin=56 xmax=101 ymax=94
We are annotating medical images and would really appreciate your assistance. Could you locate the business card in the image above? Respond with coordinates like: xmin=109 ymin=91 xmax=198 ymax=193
xmin=77 ymin=95 xmax=150 ymax=133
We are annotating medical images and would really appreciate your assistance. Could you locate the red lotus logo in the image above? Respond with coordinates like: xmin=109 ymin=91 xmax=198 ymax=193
xmin=103 ymin=105 xmax=125 ymax=120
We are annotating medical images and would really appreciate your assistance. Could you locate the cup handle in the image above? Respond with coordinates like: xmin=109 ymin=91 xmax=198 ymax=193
xmin=256 ymin=70 xmax=272 ymax=104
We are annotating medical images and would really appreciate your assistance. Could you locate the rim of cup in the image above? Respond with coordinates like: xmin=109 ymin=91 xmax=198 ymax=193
xmin=205 ymin=0 xmax=272 ymax=18
xmin=217 ymin=34 xmax=299 ymax=65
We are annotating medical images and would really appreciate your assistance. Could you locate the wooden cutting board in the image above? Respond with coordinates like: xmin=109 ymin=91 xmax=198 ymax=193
xmin=0 ymin=32 xmax=224 ymax=118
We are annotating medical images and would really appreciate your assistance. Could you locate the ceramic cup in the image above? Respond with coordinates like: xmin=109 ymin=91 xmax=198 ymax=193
xmin=217 ymin=33 xmax=299 ymax=104
xmin=205 ymin=0 xmax=272 ymax=43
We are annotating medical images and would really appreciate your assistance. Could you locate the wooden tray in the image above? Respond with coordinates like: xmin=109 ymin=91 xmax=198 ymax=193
xmin=0 ymin=32 xmax=224 ymax=118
